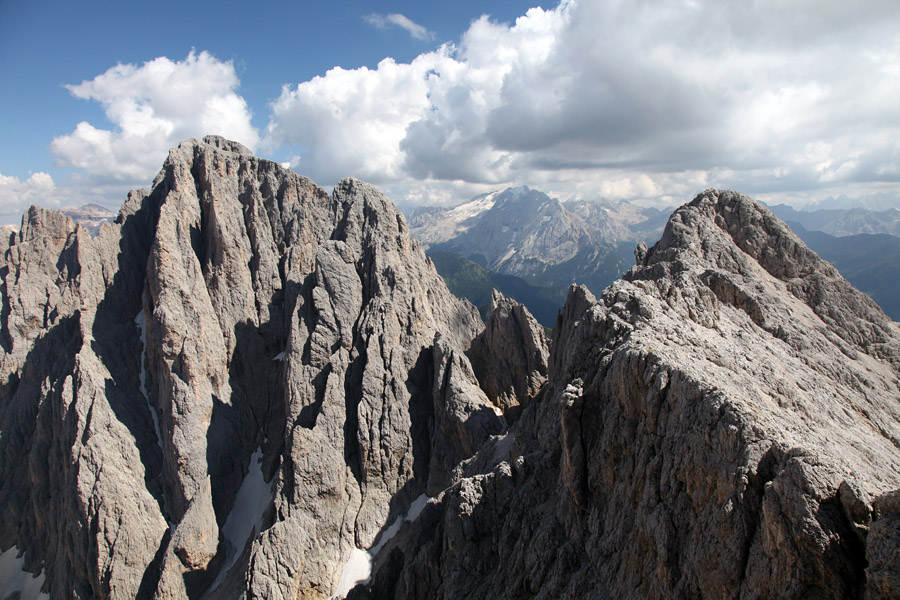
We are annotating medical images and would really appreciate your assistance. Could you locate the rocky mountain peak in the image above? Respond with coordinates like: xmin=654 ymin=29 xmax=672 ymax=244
xmin=467 ymin=289 xmax=550 ymax=419
xmin=0 ymin=136 xmax=498 ymax=599
xmin=643 ymin=189 xmax=822 ymax=277
xmin=423 ymin=186 xmax=603 ymax=280
xmin=635 ymin=189 xmax=899 ymax=367
xmin=353 ymin=190 xmax=900 ymax=600
xmin=199 ymin=134 xmax=254 ymax=156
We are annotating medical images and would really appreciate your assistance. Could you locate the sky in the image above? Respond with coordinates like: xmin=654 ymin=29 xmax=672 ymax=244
xmin=1 ymin=0 xmax=899 ymax=224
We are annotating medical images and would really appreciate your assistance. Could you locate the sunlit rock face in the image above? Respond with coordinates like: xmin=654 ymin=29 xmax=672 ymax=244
xmin=355 ymin=190 xmax=900 ymax=600
xmin=0 ymin=136 xmax=495 ymax=599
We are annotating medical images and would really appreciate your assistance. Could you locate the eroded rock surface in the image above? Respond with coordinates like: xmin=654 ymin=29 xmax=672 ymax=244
xmin=0 ymin=136 xmax=488 ymax=599
xmin=468 ymin=289 xmax=549 ymax=417
xmin=4 ymin=168 xmax=899 ymax=600
xmin=359 ymin=189 xmax=900 ymax=599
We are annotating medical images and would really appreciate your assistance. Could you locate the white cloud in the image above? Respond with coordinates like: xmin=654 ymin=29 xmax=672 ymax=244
xmin=268 ymin=0 xmax=900 ymax=207
xmin=269 ymin=56 xmax=440 ymax=185
xmin=50 ymin=50 xmax=259 ymax=182
xmin=0 ymin=172 xmax=57 ymax=224
xmin=365 ymin=13 xmax=435 ymax=41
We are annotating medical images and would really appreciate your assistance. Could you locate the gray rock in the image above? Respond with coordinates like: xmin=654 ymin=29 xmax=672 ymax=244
xmin=428 ymin=333 xmax=504 ymax=495
xmin=1 ymin=197 xmax=167 ymax=599
xmin=867 ymin=489 xmax=900 ymax=599
xmin=0 ymin=136 xmax=485 ymax=599
xmin=362 ymin=189 xmax=900 ymax=599
xmin=5 ymin=157 xmax=899 ymax=600
xmin=467 ymin=289 xmax=549 ymax=417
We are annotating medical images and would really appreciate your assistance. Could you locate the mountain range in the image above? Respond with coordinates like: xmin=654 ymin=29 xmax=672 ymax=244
xmin=410 ymin=190 xmax=900 ymax=323
xmin=785 ymin=225 xmax=900 ymax=322
xmin=409 ymin=188 xmax=668 ymax=325
xmin=1 ymin=137 xmax=899 ymax=599
xmin=769 ymin=204 xmax=900 ymax=237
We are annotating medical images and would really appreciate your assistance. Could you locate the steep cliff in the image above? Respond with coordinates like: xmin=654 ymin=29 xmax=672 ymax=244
xmin=0 ymin=136 xmax=498 ymax=599
xmin=357 ymin=190 xmax=900 ymax=599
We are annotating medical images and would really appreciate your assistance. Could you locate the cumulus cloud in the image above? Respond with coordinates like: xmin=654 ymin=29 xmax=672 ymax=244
xmin=0 ymin=172 xmax=57 ymax=224
xmin=365 ymin=13 xmax=435 ymax=41
xmin=268 ymin=0 xmax=900 ymax=206
xmin=51 ymin=50 xmax=259 ymax=182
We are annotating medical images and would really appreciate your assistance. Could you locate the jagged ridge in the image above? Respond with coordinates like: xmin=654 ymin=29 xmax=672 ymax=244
xmin=0 ymin=136 xmax=500 ymax=599
xmin=355 ymin=189 xmax=900 ymax=600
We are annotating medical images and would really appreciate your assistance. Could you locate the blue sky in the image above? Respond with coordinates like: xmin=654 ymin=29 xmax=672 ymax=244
xmin=1 ymin=0 xmax=899 ymax=224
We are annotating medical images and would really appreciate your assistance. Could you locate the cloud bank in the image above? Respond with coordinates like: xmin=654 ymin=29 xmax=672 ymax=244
xmin=270 ymin=0 xmax=900 ymax=205
xmin=4 ymin=0 xmax=896 ymax=222
xmin=0 ymin=172 xmax=56 ymax=224
xmin=50 ymin=50 xmax=259 ymax=182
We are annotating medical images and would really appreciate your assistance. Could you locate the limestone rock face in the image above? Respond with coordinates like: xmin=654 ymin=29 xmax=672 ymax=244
xmin=867 ymin=489 xmax=900 ymax=599
xmin=359 ymin=190 xmax=900 ymax=599
xmin=467 ymin=289 xmax=549 ymax=416
xmin=0 ymin=136 xmax=486 ymax=599
xmin=427 ymin=333 xmax=505 ymax=495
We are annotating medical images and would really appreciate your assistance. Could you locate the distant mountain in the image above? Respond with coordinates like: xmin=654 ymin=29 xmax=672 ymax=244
xmin=788 ymin=222 xmax=900 ymax=320
xmin=407 ymin=191 xmax=501 ymax=246
xmin=798 ymin=191 xmax=900 ymax=211
xmin=410 ymin=187 xmax=665 ymax=299
xmin=60 ymin=202 xmax=116 ymax=234
xmin=563 ymin=199 xmax=670 ymax=245
xmin=427 ymin=250 xmax=564 ymax=327
xmin=769 ymin=204 xmax=900 ymax=237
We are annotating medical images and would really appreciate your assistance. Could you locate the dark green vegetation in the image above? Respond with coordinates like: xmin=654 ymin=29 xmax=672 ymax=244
xmin=790 ymin=224 xmax=900 ymax=320
xmin=518 ymin=242 xmax=636 ymax=295
xmin=427 ymin=251 xmax=566 ymax=327
xmin=429 ymin=244 xmax=641 ymax=328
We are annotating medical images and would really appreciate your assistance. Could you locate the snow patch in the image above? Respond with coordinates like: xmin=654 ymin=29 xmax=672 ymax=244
xmin=489 ymin=432 xmax=515 ymax=465
xmin=498 ymin=247 xmax=518 ymax=264
xmin=206 ymin=447 xmax=274 ymax=596
xmin=449 ymin=194 xmax=496 ymax=220
xmin=330 ymin=549 xmax=371 ymax=599
xmin=0 ymin=547 xmax=49 ymax=599
xmin=329 ymin=494 xmax=433 ymax=599
xmin=135 ymin=311 xmax=163 ymax=450
xmin=405 ymin=494 xmax=430 ymax=523
xmin=223 ymin=448 xmax=272 ymax=552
